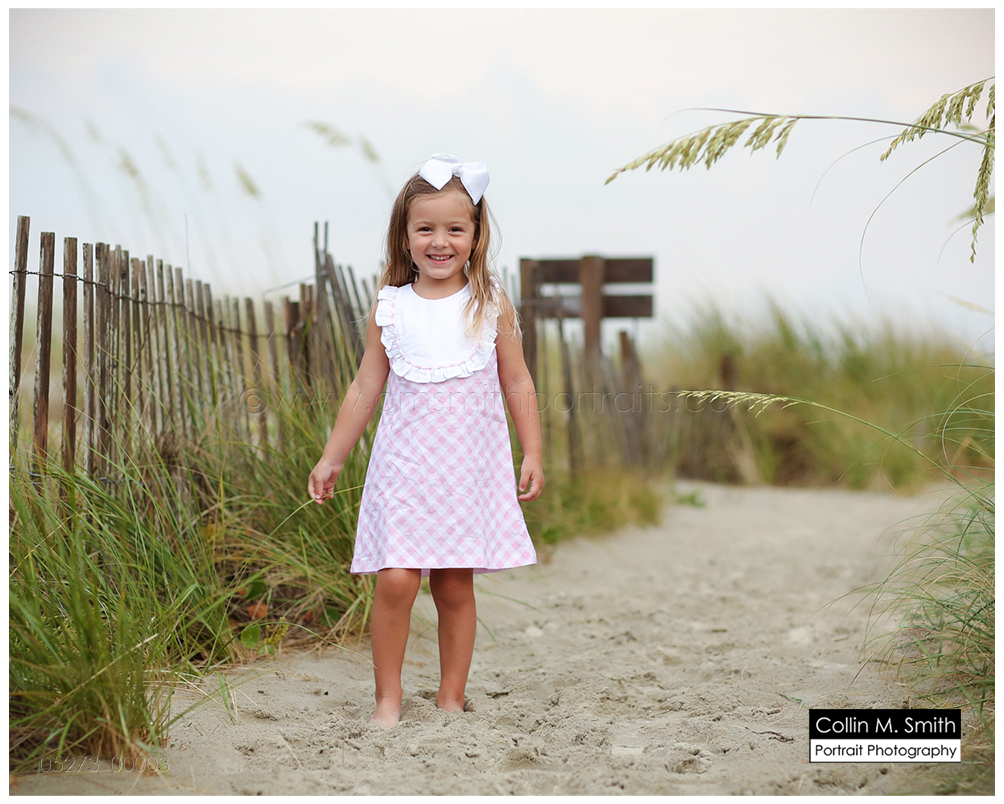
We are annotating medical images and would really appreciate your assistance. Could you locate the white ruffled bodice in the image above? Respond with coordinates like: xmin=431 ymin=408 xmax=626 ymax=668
xmin=376 ymin=283 xmax=498 ymax=384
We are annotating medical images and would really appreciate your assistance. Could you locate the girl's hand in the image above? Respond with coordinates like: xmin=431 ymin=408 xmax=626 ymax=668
xmin=308 ymin=459 xmax=343 ymax=504
xmin=517 ymin=457 xmax=544 ymax=502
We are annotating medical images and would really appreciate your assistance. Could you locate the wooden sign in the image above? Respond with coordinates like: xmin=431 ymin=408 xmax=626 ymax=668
xmin=535 ymin=294 xmax=653 ymax=319
xmin=519 ymin=255 xmax=654 ymax=383
xmin=535 ymin=258 xmax=653 ymax=285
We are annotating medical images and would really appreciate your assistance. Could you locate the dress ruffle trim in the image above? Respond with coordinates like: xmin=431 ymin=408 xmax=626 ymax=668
xmin=376 ymin=284 xmax=498 ymax=384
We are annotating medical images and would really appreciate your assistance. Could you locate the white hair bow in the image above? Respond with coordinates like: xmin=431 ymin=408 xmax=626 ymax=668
xmin=418 ymin=154 xmax=490 ymax=204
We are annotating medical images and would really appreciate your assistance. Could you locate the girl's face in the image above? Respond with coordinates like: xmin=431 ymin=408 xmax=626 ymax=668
xmin=405 ymin=190 xmax=476 ymax=297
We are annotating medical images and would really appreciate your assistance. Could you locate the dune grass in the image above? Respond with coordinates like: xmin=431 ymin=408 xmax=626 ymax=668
xmin=9 ymin=451 xmax=229 ymax=770
xmin=8 ymin=381 xmax=660 ymax=773
xmin=9 ymin=295 xmax=992 ymax=777
xmin=189 ymin=387 xmax=376 ymax=643
xmin=523 ymin=467 xmax=664 ymax=556
xmin=613 ymin=80 xmax=994 ymax=787
xmin=647 ymin=301 xmax=993 ymax=491
xmin=12 ymin=86 xmax=992 ymax=785
xmin=8 ymin=360 xmax=374 ymax=771
xmin=645 ymin=300 xmax=994 ymax=786
xmin=874 ymin=480 xmax=994 ymax=707
xmin=867 ymin=478 xmax=994 ymax=793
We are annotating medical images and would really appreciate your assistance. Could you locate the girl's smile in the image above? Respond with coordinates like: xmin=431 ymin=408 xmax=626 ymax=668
xmin=406 ymin=190 xmax=476 ymax=298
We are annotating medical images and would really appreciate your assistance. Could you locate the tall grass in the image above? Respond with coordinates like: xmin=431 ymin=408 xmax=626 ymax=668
xmin=608 ymin=79 xmax=994 ymax=790
xmin=11 ymin=296 xmax=993 ymax=777
xmin=10 ymin=111 xmax=666 ymax=771
xmin=8 ymin=410 xmax=375 ymax=772
xmin=648 ymin=301 xmax=993 ymax=490
xmin=9 ymin=449 xmax=229 ymax=769
xmin=870 ymin=480 xmax=994 ymax=710
xmin=8 ymin=320 xmax=664 ymax=773
xmin=10 ymin=222 xmax=992 ymax=784
xmin=523 ymin=467 xmax=664 ymax=556
xmin=8 ymin=311 xmax=374 ymax=771
xmin=190 ymin=385 xmax=377 ymax=642
xmin=649 ymin=301 xmax=994 ymax=786
xmin=866 ymin=478 xmax=995 ymax=795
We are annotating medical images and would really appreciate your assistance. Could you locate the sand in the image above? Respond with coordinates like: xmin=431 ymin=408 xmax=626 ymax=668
xmin=14 ymin=481 xmax=954 ymax=796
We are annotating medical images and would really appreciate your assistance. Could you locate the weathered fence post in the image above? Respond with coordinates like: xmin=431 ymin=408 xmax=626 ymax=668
xmin=32 ymin=232 xmax=56 ymax=470
xmin=215 ymin=297 xmax=231 ymax=424
xmin=313 ymin=224 xmax=333 ymax=396
xmin=346 ymin=264 xmax=366 ymax=322
xmin=231 ymin=297 xmax=249 ymax=438
xmin=165 ymin=266 xmax=181 ymax=435
xmin=131 ymin=257 xmax=147 ymax=441
xmin=359 ymin=275 xmax=374 ymax=312
xmin=264 ymin=300 xmax=285 ymax=453
xmin=539 ymin=307 xmax=552 ymax=470
xmin=619 ymin=329 xmax=647 ymax=466
xmin=193 ymin=279 xmax=207 ymax=402
xmin=519 ymin=258 xmax=540 ymax=387
xmin=286 ymin=294 xmax=306 ymax=398
xmin=109 ymin=246 xmax=127 ymax=468
xmin=218 ymin=296 xmax=241 ymax=434
xmin=169 ymin=266 xmax=186 ymax=440
xmin=323 ymin=251 xmax=363 ymax=365
xmin=148 ymin=256 xmax=166 ymax=432
xmin=82 ymin=243 xmax=96 ymax=475
xmin=9 ymin=215 xmax=29 ymax=462
xmin=245 ymin=297 xmax=268 ymax=449
xmin=61 ymin=238 xmax=78 ymax=475
xmin=95 ymin=243 xmax=113 ymax=478
xmin=201 ymin=282 xmax=218 ymax=406
xmin=159 ymin=261 xmax=177 ymax=436
xmin=580 ymin=254 xmax=605 ymax=384
xmin=115 ymin=254 xmax=131 ymax=461
xmin=185 ymin=278 xmax=203 ymax=404
xmin=556 ymin=303 xmax=582 ymax=477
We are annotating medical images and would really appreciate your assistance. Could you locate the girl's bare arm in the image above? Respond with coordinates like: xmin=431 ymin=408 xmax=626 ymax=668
xmin=308 ymin=310 xmax=390 ymax=503
xmin=496 ymin=306 xmax=544 ymax=502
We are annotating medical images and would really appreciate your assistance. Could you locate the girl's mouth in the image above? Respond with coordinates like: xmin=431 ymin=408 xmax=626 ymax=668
xmin=428 ymin=255 xmax=452 ymax=263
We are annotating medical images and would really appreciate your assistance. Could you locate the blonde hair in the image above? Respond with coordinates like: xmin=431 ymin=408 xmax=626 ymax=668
xmin=378 ymin=172 xmax=519 ymax=341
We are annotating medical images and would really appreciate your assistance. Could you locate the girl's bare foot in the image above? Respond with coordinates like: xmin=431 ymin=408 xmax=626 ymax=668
xmin=436 ymin=694 xmax=466 ymax=713
xmin=369 ymin=698 xmax=401 ymax=728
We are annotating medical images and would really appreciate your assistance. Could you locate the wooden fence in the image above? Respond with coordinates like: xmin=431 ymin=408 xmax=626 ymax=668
xmin=8 ymin=216 xmax=372 ymax=481
xmin=522 ymin=256 xmax=748 ymax=481
xmin=518 ymin=255 xmax=661 ymax=476
xmin=10 ymin=214 xmax=742 ymax=487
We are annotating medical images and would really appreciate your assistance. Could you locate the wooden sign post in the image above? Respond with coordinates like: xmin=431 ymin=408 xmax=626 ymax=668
xmin=518 ymin=255 xmax=654 ymax=383
xmin=518 ymin=255 xmax=654 ymax=474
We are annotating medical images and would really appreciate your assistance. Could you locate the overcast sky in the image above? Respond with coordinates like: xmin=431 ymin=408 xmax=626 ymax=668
xmin=9 ymin=8 xmax=996 ymax=353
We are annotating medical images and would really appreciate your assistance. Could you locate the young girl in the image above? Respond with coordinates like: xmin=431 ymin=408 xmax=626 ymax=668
xmin=308 ymin=154 xmax=544 ymax=728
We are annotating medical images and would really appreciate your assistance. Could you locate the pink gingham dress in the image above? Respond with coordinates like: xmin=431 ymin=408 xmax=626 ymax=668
xmin=350 ymin=282 xmax=537 ymax=576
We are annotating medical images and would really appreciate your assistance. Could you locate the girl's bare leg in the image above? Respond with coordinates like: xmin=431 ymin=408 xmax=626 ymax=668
xmin=369 ymin=567 xmax=421 ymax=727
xmin=429 ymin=568 xmax=476 ymax=712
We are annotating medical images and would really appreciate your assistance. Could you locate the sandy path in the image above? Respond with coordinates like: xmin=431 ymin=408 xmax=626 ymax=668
xmin=15 ymin=481 xmax=944 ymax=796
